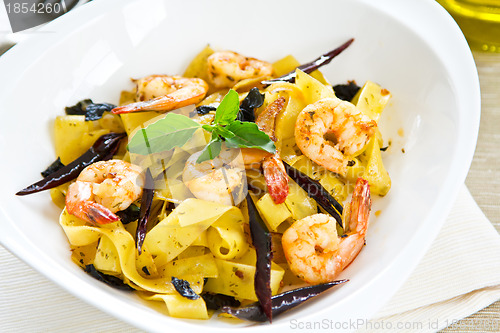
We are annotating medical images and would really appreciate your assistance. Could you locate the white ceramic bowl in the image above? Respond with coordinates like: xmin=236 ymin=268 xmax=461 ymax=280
xmin=0 ymin=0 xmax=479 ymax=332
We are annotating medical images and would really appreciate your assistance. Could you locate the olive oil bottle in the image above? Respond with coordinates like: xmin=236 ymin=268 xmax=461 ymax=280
xmin=437 ymin=0 xmax=500 ymax=52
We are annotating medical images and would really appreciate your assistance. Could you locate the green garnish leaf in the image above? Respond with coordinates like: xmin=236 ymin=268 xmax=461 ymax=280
xmin=224 ymin=121 xmax=276 ymax=154
xmin=212 ymin=125 xmax=236 ymax=140
xmin=214 ymin=89 xmax=240 ymax=125
xmin=127 ymin=113 xmax=201 ymax=155
xmin=202 ymin=124 xmax=215 ymax=133
xmin=196 ymin=139 xmax=222 ymax=163
xmin=126 ymin=89 xmax=275 ymax=163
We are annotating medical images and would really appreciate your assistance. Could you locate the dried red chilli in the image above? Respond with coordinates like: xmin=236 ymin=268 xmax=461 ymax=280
xmin=16 ymin=132 xmax=126 ymax=196
xmin=283 ymin=162 xmax=343 ymax=228
xmin=136 ymin=168 xmax=154 ymax=254
xmin=221 ymin=279 xmax=348 ymax=322
xmin=201 ymin=293 xmax=240 ymax=310
xmin=246 ymin=192 xmax=273 ymax=322
xmin=40 ymin=157 xmax=65 ymax=178
xmin=261 ymin=38 xmax=354 ymax=85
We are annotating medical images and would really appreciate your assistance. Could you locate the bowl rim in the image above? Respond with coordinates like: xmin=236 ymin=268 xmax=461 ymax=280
xmin=0 ymin=0 xmax=480 ymax=331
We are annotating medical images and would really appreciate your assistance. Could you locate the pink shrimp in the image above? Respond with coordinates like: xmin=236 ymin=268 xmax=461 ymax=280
xmin=65 ymin=160 xmax=144 ymax=224
xmin=281 ymin=178 xmax=371 ymax=284
xmin=112 ymin=75 xmax=208 ymax=114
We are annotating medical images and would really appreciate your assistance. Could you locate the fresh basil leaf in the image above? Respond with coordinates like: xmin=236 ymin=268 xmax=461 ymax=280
xmin=202 ymin=124 xmax=215 ymax=133
xmin=224 ymin=121 xmax=276 ymax=153
xmin=203 ymin=123 xmax=234 ymax=139
xmin=197 ymin=139 xmax=222 ymax=163
xmin=214 ymin=89 xmax=240 ymax=125
xmin=127 ymin=113 xmax=201 ymax=155
xmin=213 ymin=125 xmax=235 ymax=139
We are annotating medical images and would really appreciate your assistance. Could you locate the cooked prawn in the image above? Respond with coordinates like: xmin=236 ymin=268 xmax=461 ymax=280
xmin=182 ymin=148 xmax=246 ymax=206
xmin=238 ymin=97 xmax=289 ymax=204
xmin=242 ymin=149 xmax=289 ymax=205
xmin=281 ymin=178 xmax=371 ymax=284
xmin=207 ymin=51 xmax=274 ymax=89
xmin=112 ymin=75 xmax=208 ymax=114
xmin=295 ymin=97 xmax=376 ymax=176
xmin=65 ymin=160 xmax=144 ymax=224
xmin=256 ymin=96 xmax=286 ymax=142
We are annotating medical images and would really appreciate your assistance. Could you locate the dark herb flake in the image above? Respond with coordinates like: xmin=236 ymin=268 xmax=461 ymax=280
xmin=83 ymin=264 xmax=133 ymax=291
xmin=115 ymin=204 xmax=140 ymax=224
xmin=237 ymin=87 xmax=265 ymax=122
xmin=171 ymin=277 xmax=200 ymax=300
xmin=65 ymin=99 xmax=93 ymax=116
xmin=333 ymin=81 xmax=361 ymax=102
xmin=65 ymin=99 xmax=117 ymax=121
xmin=192 ymin=105 xmax=216 ymax=116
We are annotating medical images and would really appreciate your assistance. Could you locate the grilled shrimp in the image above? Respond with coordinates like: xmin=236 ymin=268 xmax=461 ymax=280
xmin=112 ymin=75 xmax=208 ymax=114
xmin=207 ymin=51 xmax=274 ymax=89
xmin=182 ymin=148 xmax=246 ymax=206
xmin=281 ymin=178 xmax=371 ymax=284
xmin=65 ymin=160 xmax=144 ymax=224
xmin=295 ymin=97 xmax=376 ymax=176
xmin=242 ymin=149 xmax=288 ymax=205
xmin=240 ymin=96 xmax=289 ymax=204
xmin=256 ymin=96 xmax=286 ymax=142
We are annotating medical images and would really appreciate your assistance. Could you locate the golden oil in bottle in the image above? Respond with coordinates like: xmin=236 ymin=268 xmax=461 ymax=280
xmin=437 ymin=0 xmax=500 ymax=52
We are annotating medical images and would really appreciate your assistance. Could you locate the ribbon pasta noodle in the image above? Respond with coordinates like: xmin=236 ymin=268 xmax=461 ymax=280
xmin=25 ymin=43 xmax=395 ymax=321
xmin=60 ymin=198 xmax=257 ymax=318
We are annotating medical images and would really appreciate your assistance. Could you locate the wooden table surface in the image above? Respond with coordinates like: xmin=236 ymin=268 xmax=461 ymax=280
xmin=441 ymin=51 xmax=500 ymax=332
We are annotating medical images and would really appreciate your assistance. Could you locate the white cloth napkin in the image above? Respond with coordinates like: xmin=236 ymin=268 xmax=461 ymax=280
xmin=358 ymin=186 xmax=500 ymax=332
xmin=1 ymin=185 xmax=500 ymax=332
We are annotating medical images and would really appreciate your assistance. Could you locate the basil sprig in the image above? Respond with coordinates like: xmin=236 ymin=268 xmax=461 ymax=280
xmin=127 ymin=89 xmax=275 ymax=163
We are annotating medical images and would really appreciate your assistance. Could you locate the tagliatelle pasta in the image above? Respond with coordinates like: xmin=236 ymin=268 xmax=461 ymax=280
xmin=203 ymin=249 xmax=285 ymax=301
xmin=18 ymin=42 xmax=396 ymax=321
xmin=143 ymin=199 xmax=245 ymax=265
xmin=61 ymin=208 xmax=183 ymax=294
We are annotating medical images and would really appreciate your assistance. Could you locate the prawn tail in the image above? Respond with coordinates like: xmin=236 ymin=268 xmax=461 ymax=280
xmin=86 ymin=202 xmax=120 ymax=224
xmin=112 ymin=83 xmax=207 ymax=114
xmin=111 ymin=95 xmax=176 ymax=114
xmin=349 ymin=178 xmax=371 ymax=235
xmin=262 ymin=156 xmax=289 ymax=204
xmin=68 ymin=201 xmax=120 ymax=225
